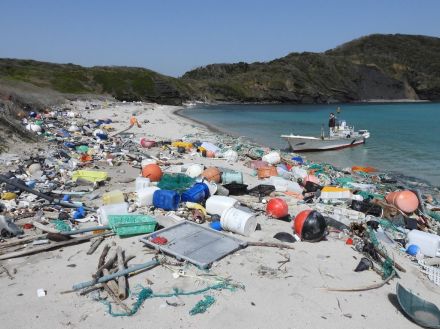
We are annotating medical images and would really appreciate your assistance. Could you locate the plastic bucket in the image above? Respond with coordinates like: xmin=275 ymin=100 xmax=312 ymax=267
xmin=97 ymin=202 xmax=129 ymax=226
xmin=221 ymin=207 xmax=257 ymax=236
xmin=136 ymin=186 xmax=159 ymax=206
xmin=221 ymin=171 xmax=243 ymax=184
xmin=153 ymin=190 xmax=180 ymax=210
xmin=135 ymin=177 xmax=151 ymax=192
xmin=181 ymin=183 xmax=210 ymax=203
xmin=206 ymin=195 xmax=239 ymax=215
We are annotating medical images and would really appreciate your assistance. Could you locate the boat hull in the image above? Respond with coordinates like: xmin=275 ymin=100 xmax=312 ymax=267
xmin=282 ymin=135 xmax=366 ymax=152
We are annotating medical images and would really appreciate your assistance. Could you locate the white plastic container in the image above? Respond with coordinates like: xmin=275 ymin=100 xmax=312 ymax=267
xmin=291 ymin=167 xmax=308 ymax=180
xmin=222 ymin=149 xmax=238 ymax=162
xmin=221 ymin=207 xmax=257 ymax=236
xmin=135 ymin=177 xmax=150 ymax=192
xmin=206 ymin=195 xmax=239 ymax=215
xmin=97 ymin=202 xmax=128 ymax=225
xmin=262 ymin=151 xmax=281 ymax=165
xmin=136 ymin=186 xmax=160 ymax=207
xmin=267 ymin=177 xmax=303 ymax=193
xmin=407 ymin=230 xmax=440 ymax=258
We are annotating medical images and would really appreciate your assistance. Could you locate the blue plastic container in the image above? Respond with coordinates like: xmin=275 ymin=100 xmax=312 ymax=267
xmin=210 ymin=221 xmax=222 ymax=231
xmin=181 ymin=183 xmax=210 ymax=203
xmin=153 ymin=190 xmax=180 ymax=210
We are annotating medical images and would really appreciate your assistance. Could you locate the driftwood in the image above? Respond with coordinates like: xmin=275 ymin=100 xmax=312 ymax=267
xmin=117 ymin=247 xmax=127 ymax=300
xmin=326 ymin=271 xmax=396 ymax=292
xmin=87 ymin=237 xmax=105 ymax=255
xmin=246 ymin=241 xmax=295 ymax=250
xmin=0 ymin=234 xmax=47 ymax=251
xmin=0 ymin=232 xmax=112 ymax=260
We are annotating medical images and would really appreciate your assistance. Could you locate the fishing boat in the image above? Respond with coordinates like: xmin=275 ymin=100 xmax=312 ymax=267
xmin=281 ymin=120 xmax=370 ymax=152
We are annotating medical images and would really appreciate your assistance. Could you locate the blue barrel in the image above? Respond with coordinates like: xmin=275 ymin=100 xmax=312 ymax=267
xmin=181 ymin=183 xmax=210 ymax=203
xmin=153 ymin=190 xmax=180 ymax=210
xmin=221 ymin=171 xmax=243 ymax=184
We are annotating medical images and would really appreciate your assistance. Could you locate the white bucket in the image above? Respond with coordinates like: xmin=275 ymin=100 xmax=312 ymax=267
xmin=221 ymin=207 xmax=257 ymax=236
xmin=136 ymin=186 xmax=159 ymax=207
xmin=97 ymin=202 xmax=128 ymax=226
xmin=206 ymin=195 xmax=239 ymax=215
xmin=262 ymin=151 xmax=281 ymax=165
xmin=223 ymin=149 xmax=238 ymax=162
xmin=135 ymin=177 xmax=150 ymax=192
xmin=407 ymin=230 xmax=440 ymax=258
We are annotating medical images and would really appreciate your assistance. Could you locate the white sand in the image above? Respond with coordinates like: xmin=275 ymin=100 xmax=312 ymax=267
xmin=0 ymin=100 xmax=438 ymax=329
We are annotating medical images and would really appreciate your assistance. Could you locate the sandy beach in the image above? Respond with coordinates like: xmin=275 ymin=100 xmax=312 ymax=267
xmin=0 ymin=100 xmax=438 ymax=329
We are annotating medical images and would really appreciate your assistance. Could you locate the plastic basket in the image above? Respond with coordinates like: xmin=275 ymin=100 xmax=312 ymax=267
xmin=418 ymin=259 xmax=440 ymax=286
xmin=108 ymin=215 xmax=157 ymax=237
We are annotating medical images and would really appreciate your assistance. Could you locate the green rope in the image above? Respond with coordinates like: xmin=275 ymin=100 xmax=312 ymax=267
xmin=367 ymin=227 xmax=395 ymax=279
xmin=101 ymin=281 xmax=241 ymax=317
xmin=189 ymin=295 xmax=215 ymax=315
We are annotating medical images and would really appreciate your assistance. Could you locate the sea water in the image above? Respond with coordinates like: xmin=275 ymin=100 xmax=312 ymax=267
xmin=181 ymin=102 xmax=440 ymax=186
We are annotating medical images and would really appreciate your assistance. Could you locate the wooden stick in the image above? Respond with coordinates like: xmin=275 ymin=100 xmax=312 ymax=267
xmin=326 ymin=271 xmax=396 ymax=292
xmin=87 ymin=237 xmax=105 ymax=255
xmin=109 ymin=255 xmax=135 ymax=274
xmin=0 ymin=234 xmax=47 ymax=251
xmin=116 ymin=247 xmax=127 ymax=300
xmin=374 ymin=247 xmax=406 ymax=273
xmin=79 ymin=286 xmax=102 ymax=296
xmin=102 ymin=282 xmax=131 ymax=313
xmin=0 ymin=232 xmax=113 ymax=260
xmin=246 ymin=241 xmax=295 ymax=250
xmin=94 ymin=252 xmax=117 ymax=279
xmin=102 ymin=268 xmax=120 ymax=296
xmin=32 ymin=221 xmax=60 ymax=234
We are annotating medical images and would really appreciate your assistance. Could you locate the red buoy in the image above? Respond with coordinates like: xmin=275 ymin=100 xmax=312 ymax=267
xmin=266 ymin=198 xmax=289 ymax=218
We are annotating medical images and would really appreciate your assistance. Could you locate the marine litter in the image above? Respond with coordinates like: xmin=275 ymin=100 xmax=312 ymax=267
xmin=0 ymin=100 xmax=440 ymax=328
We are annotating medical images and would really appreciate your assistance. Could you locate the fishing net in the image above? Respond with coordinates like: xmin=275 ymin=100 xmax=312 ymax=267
xmin=157 ymin=174 xmax=195 ymax=193
xmin=99 ymin=281 xmax=241 ymax=317
xmin=367 ymin=227 xmax=395 ymax=279
xmin=189 ymin=295 xmax=216 ymax=315
xmin=51 ymin=219 xmax=71 ymax=231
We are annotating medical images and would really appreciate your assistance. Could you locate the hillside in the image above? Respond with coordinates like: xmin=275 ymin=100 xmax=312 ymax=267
xmin=1 ymin=34 xmax=440 ymax=105
xmin=0 ymin=59 xmax=192 ymax=105
xmin=182 ymin=34 xmax=440 ymax=103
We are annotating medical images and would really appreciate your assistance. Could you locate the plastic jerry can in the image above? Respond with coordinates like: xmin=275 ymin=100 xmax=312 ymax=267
xmin=407 ymin=230 xmax=440 ymax=258
xmin=181 ymin=183 xmax=210 ymax=203
xmin=102 ymin=190 xmax=125 ymax=205
xmin=153 ymin=190 xmax=180 ymax=211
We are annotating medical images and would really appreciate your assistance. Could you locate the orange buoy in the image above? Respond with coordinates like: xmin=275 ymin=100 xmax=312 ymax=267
xmin=142 ymin=164 xmax=163 ymax=182
xmin=385 ymin=190 xmax=419 ymax=213
xmin=202 ymin=167 xmax=221 ymax=183
xmin=352 ymin=166 xmax=377 ymax=173
xmin=266 ymin=198 xmax=289 ymax=218
xmin=257 ymin=166 xmax=278 ymax=179
xmin=206 ymin=150 xmax=216 ymax=158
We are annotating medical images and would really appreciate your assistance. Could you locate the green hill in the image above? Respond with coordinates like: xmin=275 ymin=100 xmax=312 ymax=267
xmin=1 ymin=34 xmax=440 ymax=105
xmin=0 ymin=59 xmax=192 ymax=105
xmin=182 ymin=34 xmax=440 ymax=103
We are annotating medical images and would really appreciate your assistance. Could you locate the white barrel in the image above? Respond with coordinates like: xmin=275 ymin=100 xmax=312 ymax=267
xmin=407 ymin=230 xmax=440 ymax=258
xmin=97 ymin=202 xmax=128 ymax=226
xmin=221 ymin=207 xmax=257 ymax=236
xmin=135 ymin=177 xmax=150 ymax=192
xmin=206 ymin=195 xmax=238 ymax=215
xmin=262 ymin=151 xmax=281 ymax=165
xmin=136 ymin=186 xmax=159 ymax=207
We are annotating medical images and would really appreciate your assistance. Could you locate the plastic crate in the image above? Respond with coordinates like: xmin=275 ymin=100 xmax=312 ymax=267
xmin=108 ymin=214 xmax=157 ymax=237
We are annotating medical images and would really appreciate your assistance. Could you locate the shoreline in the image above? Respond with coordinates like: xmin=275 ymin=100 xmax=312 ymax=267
xmin=174 ymin=106 xmax=439 ymax=192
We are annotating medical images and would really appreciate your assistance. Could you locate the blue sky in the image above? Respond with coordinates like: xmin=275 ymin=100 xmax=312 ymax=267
xmin=1 ymin=0 xmax=439 ymax=76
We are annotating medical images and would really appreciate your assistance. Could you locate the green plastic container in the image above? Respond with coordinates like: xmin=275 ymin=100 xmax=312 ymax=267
xmin=108 ymin=214 xmax=157 ymax=237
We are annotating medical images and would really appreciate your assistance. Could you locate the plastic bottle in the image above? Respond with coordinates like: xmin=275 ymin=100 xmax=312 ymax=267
xmin=407 ymin=230 xmax=440 ymax=258
xmin=102 ymin=190 xmax=125 ymax=205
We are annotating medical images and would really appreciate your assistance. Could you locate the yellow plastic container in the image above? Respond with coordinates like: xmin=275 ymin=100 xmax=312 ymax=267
xmin=72 ymin=170 xmax=108 ymax=183
xmin=102 ymin=190 xmax=125 ymax=205
xmin=1 ymin=192 xmax=17 ymax=200
xmin=171 ymin=141 xmax=193 ymax=148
